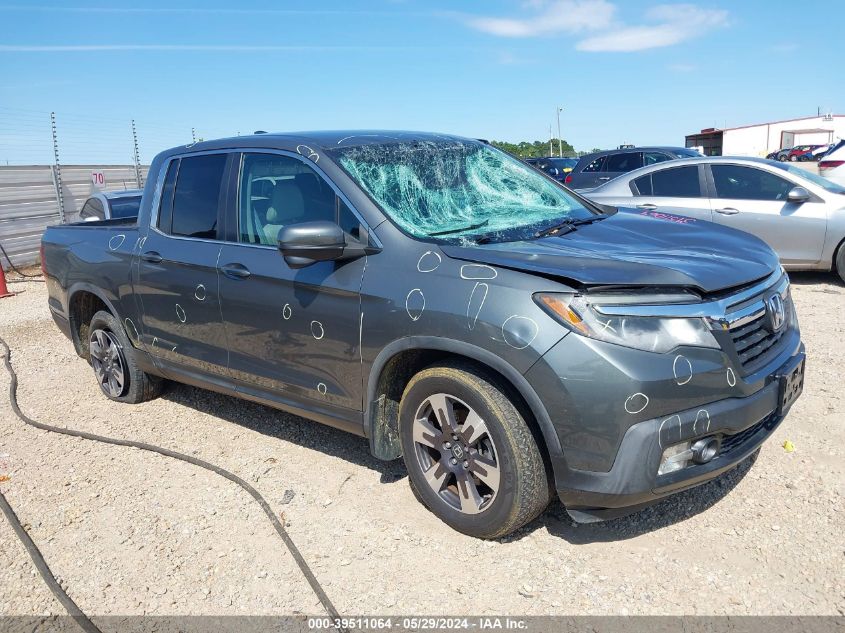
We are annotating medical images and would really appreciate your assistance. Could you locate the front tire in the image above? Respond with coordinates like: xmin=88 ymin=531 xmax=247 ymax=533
xmin=88 ymin=310 xmax=162 ymax=403
xmin=399 ymin=363 xmax=549 ymax=539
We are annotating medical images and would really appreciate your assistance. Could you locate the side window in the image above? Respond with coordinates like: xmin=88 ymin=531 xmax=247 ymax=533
xmin=238 ymin=153 xmax=362 ymax=246
xmin=80 ymin=198 xmax=105 ymax=220
xmin=168 ymin=153 xmax=227 ymax=239
xmin=650 ymin=166 xmax=701 ymax=197
xmin=157 ymin=159 xmax=179 ymax=233
xmin=712 ymin=165 xmax=794 ymax=201
xmin=644 ymin=152 xmax=671 ymax=166
xmin=606 ymin=152 xmax=643 ymax=173
xmin=582 ymin=155 xmax=607 ymax=173
xmin=633 ymin=175 xmax=652 ymax=196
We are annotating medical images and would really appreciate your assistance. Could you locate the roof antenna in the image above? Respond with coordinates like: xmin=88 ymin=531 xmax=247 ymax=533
xmin=254 ymin=130 xmax=267 ymax=135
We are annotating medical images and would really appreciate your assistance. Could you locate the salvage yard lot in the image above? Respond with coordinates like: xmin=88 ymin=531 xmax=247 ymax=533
xmin=1 ymin=273 xmax=843 ymax=616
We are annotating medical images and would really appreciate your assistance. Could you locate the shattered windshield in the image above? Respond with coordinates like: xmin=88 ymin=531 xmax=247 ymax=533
xmin=330 ymin=139 xmax=594 ymax=240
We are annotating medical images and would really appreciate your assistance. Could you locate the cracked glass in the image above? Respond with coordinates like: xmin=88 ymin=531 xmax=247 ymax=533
xmin=331 ymin=139 xmax=593 ymax=241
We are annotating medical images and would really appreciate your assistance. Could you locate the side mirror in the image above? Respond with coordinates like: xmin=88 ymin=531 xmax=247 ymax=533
xmin=278 ymin=221 xmax=380 ymax=268
xmin=787 ymin=186 xmax=810 ymax=204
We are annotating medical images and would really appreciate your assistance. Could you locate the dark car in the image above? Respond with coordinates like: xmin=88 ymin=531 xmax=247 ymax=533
xmin=79 ymin=189 xmax=143 ymax=221
xmin=527 ymin=157 xmax=578 ymax=181
xmin=41 ymin=131 xmax=804 ymax=539
xmin=565 ymin=146 xmax=702 ymax=189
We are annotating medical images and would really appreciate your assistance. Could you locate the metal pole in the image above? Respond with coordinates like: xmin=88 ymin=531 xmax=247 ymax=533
xmin=549 ymin=125 xmax=553 ymax=156
xmin=557 ymin=107 xmax=563 ymax=157
xmin=131 ymin=119 xmax=142 ymax=188
xmin=50 ymin=112 xmax=66 ymax=223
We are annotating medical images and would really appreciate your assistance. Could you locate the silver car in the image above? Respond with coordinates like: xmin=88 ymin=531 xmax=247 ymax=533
xmin=582 ymin=156 xmax=845 ymax=282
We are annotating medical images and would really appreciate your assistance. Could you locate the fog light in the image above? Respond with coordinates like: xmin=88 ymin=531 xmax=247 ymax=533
xmin=691 ymin=437 xmax=720 ymax=464
xmin=657 ymin=441 xmax=692 ymax=475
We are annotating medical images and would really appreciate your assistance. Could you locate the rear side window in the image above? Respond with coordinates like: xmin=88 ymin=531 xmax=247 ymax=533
xmin=157 ymin=160 xmax=179 ymax=233
xmin=606 ymin=152 xmax=643 ymax=173
xmin=634 ymin=166 xmax=701 ymax=197
xmin=169 ymin=154 xmax=227 ymax=239
xmin=582 ymin=155 xmax=606 ymax=173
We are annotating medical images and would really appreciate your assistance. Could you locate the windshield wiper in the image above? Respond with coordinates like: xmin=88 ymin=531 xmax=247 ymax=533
xmin=534 ymin=213 xmax=608 ymax=239
xmin=427 ymin=219 xmax=489 ymax=237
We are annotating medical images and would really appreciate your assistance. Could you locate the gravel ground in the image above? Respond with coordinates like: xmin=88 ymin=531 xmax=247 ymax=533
xmin=0 ymin=269 xmax=843 ymax=616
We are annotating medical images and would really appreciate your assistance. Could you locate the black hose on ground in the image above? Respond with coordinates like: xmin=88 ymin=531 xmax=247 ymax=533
xmin=0 ymin=241 xmax=44 ymax=280
xmin=0 ymin=334 xmax=345 ymax=631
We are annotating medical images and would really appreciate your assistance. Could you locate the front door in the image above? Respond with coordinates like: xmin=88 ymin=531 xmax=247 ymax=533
xmin=217 ymin=151 xmax=367 ymax=412
xmin=707 ymin=164 xmax=827 ymax=266
xmin=134 ymin=152 xmax=233 ymax=381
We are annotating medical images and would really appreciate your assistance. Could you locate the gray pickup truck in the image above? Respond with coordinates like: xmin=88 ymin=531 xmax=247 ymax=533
xmin=41 ymin=131 xmax=806 ymax=538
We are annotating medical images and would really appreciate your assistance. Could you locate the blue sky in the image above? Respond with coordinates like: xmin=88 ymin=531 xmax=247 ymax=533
xmin=0 ymin=0 xmax=842 ymax=164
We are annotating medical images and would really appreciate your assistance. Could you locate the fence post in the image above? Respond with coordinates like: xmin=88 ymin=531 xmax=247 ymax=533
xmin=131 ymin=119 xmax=142 ymax=188
xmin=50 ymin=112 xmax=66 ymax=223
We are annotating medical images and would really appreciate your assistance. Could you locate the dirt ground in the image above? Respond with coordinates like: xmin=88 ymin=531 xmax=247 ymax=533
xmin=0 ymin=270 xmax=843 ymax=617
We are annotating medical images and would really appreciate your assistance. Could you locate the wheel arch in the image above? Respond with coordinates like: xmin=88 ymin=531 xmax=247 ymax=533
xmin=67 ymin=283 xmax=120 ymax=359
xmin=365 ymin=337 xmax=564 ymax=469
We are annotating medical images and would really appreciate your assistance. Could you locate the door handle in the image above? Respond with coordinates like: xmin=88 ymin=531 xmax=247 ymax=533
xmin=715 ymin=207 xmax=740 ymax=215
xmin=598 ymin=176 xmax=611 ymax=181
xmin=636 ymin=204 xmax=658 ymax=210
xmin=221 ymin=263 xmax=251 ymax=279
xmin=141 ymin=251 xmax=163 ymax=263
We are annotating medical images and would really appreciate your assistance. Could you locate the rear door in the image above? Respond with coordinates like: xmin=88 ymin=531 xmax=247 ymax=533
xmin=629 ymin=164 xmax=713 ymax=221
xmin=707 ymin=163 xmax=827 ymax=265
xmin=216 ymin=151 xmax=368 ymax=413
xmin=134 ymin=152 xmax=233 ymax=382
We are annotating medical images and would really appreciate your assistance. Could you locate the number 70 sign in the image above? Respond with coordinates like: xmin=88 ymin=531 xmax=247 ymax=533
xmin=91 ymin=171 xmax=105 ymax=188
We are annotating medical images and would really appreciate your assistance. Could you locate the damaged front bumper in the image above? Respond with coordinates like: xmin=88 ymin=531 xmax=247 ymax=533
xmin=557 ymin=348 xmax=805 ymax=522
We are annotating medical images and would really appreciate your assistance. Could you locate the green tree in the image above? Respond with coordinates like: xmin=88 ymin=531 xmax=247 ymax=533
xmin=490 ymin=139 xmax=575 ymax=158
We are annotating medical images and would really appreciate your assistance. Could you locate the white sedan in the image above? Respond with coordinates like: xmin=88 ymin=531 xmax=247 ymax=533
xmin=580 ymin=156 xmax=845 ymax=282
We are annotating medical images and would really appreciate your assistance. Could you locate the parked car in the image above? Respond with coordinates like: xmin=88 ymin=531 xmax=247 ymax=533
xmin=564 ymin=146 xmax=702 ymax=189
xmin=582 ymin=156 xmax=845 ymax=281
xmin=819 ymin=140 xmax=845 ymax=186
xmin=778 ymin=145 xmax=824 ymax=162
xmin=766 ymin=149 xmax=788 ymax=161
xmin=527 ymin=156 xmax=578 ymax=181
xmin=79 ymin=189 xmax=143 ymax=221
xmin=811 ymin=142 xmax=836 ymax=162
xmin=42 ymin=131 xmax=804 ymax=538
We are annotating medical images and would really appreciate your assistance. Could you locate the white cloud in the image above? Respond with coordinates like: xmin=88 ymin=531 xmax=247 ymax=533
xmin=576 ymin=4 xmax=729 ymax=52
xmin=463 ymin=2 xmax=728 ymax=52
xmin=464 ymin=0 xmax=616 ymax=38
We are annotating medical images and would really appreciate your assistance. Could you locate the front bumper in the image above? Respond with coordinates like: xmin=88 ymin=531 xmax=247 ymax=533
xmin=557 ymin=349 xmax=805 ymax=522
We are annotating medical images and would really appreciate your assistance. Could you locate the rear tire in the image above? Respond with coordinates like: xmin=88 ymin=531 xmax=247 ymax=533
xmin=836 ymin=243 xmax=845 ymax=285
xmin=88 ymin=310 xmax=163 ymax=403
xmin=399 ymin=362 xmax=549 ymax=539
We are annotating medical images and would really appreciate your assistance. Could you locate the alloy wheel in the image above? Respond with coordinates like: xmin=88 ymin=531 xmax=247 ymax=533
xmin=412 ymin=393 xmax=501 ymax=515
xmin=89 ymin=328 xmax=126 ymax=397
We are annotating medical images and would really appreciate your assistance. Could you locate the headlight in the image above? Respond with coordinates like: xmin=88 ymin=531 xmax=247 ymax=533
xmin=534 ymin=293 xmax=719 ymax=354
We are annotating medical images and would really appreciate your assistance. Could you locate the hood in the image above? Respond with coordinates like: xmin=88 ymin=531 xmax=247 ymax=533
xmin=441 ymin=209 xmax=780 ymax=294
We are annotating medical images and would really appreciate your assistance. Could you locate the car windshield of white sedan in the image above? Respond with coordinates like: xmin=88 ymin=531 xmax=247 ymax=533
xmin=332 ymin=140 xmax=593 ymax=239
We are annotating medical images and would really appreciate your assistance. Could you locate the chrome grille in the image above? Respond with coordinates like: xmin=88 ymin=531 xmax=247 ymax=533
xmin=724 ymin=275 xmax=791 ymax=374
xmin=729 ymin=311 xmax=787 ymax=370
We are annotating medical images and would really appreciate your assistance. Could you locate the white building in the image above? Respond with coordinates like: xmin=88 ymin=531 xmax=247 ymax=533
xmin=685 ymin=114 xmax=845 ymax=157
